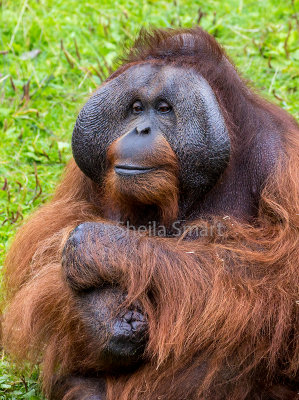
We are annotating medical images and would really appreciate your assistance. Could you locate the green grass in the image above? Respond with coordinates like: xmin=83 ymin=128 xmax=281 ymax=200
xmin=0 ymin=0 xmax=298 ymax=398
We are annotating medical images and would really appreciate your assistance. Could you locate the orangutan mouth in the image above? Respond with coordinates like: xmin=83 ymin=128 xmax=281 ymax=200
xmin=114 ymin=164 xmax=156 ymax=176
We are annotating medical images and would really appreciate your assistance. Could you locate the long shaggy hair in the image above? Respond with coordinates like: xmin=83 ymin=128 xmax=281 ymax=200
xmin=2 ymin=28 xmax=299 ymax=399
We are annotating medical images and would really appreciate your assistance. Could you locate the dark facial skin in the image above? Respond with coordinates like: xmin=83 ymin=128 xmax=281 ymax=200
xmin=72 ymin=64 xmax=231 ymax=207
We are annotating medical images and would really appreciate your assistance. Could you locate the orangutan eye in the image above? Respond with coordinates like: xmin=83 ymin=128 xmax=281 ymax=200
xmin=157 ymin=101 xmax=172 ymax=113
xmin=132 ymin=101 xmax=143 ymax=114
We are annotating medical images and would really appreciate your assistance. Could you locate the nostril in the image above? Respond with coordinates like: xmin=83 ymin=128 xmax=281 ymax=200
xmin=136 ymin=126 xmax=151 ymax=135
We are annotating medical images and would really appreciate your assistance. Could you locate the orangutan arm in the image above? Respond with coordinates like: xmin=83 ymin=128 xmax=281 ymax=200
xmin=61 ymin=220 xmax=298 ymax=399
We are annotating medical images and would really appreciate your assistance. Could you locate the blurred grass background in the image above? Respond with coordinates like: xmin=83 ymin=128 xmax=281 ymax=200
xmin=0 ymin=0 xmax=298 ymax=398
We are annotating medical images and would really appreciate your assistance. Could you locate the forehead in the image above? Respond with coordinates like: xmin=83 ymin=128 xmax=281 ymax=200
xmin=105 ymin=63 xmax=202 ymax=99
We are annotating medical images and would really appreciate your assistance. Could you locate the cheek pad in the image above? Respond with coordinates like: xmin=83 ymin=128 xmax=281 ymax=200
xmin=72 ymin=79 xmax=131 ymax=183
xmin=163 ymin=73 xmax=230 ymax=193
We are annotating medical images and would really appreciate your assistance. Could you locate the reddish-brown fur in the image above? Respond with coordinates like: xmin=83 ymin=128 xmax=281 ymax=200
xmin=103 ymin=135 xmax=179 ymax=225
xmin=2 ymin=28 xmax=299 ymax=399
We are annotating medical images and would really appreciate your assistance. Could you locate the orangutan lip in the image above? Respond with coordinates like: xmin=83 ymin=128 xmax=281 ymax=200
xmin=115 ymin=165 xmax=156 ymax=176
